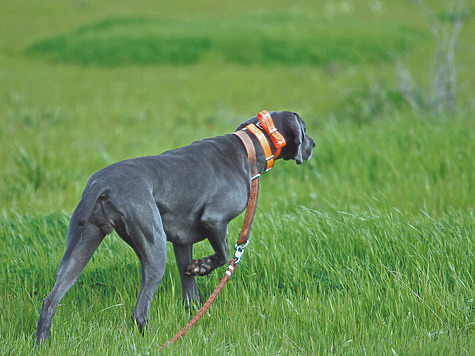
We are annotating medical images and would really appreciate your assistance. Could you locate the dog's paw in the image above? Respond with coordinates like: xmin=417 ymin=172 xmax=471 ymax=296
xmin=185 ymin=258 xmax=215 ymax=276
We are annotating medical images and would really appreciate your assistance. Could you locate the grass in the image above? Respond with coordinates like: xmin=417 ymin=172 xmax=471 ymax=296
xmin=1 ymin=201 xmax=473 ymax=354
xmin=25 ymin=16 xmax=424 ymax=67
xmin=1 ymin=115 xmax=473 ymax=354
xmin=0 ymin=0 xmax=474 ymax=354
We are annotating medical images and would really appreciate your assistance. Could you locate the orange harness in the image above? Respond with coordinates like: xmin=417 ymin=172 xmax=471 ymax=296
xmin=232 ymin=110 xmax=287 ymax=246
xmin=242 ymin=110 xmax=287 ymax=172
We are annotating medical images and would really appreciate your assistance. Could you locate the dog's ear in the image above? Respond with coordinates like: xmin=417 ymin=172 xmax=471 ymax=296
xmin=287 ymin=114 xmax=304 ymax=165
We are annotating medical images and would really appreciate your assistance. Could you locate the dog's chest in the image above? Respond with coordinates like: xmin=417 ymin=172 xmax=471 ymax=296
xmin=160 ymin=211 xmax=204 ymax=244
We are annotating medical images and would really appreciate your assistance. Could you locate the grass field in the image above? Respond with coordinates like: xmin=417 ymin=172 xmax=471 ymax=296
xmin=0 ymin=0 xmax=474 ymax=354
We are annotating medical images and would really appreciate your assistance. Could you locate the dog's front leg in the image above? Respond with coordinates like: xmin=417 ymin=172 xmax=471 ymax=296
xmin=173 ymin=243 xmax=200 ymax=308
xmin=185 ymin=214 xmax=230 ymax=276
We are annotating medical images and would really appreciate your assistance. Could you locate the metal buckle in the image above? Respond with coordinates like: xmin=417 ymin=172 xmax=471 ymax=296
xmin=234 ymin=241 xmax=250 ymax=264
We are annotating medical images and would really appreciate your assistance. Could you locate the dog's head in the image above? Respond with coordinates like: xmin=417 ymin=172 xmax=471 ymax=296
xmin=236 ymin=111 xmax=315 ymax=164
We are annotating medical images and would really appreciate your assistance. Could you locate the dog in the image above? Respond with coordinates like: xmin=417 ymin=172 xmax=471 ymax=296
xmin=35 ymin=110 xmax=315 ymax=345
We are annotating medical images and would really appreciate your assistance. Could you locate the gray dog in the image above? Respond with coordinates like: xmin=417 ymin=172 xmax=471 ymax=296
xmin=35 ymin=111 xmax=315 ymax=345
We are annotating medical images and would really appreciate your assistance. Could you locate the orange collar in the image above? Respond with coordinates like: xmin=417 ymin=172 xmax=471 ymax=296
xmin=241 ymin=110 xmax=287 ymax=172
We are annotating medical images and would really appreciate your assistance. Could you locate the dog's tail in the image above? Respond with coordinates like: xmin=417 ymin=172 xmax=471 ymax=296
xmin=75 ymin=179 xmax=110 ymax=227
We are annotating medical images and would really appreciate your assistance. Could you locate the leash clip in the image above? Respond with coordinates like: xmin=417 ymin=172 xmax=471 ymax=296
xmin=233 ymin=241 xmax=250 ymax=264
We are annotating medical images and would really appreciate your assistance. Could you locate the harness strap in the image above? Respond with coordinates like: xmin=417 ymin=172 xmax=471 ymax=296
xmin=257 ymin=110 xmax=286 ymax=158
xmin=234 ymin=130 xmax=259 ymax=178
xmin=245 ymin=124 xmax=274 ymax=172
xmin=233 ymin=130 xmax=260 ymax=246
xmin=242 ymin=111 xmax=287 ymax=172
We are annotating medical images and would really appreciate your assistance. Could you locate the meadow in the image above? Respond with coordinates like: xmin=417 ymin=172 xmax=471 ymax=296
xmin=0 ymin=0 xmax=473 ymax=354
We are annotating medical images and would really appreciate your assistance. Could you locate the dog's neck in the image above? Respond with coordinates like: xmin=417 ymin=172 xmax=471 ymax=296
xmin=235 ymin=111 xmax=286 ymax=174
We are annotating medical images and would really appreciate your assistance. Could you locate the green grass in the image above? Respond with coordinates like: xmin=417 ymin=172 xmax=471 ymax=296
xmin=0 ymin=0 xmax=474 ymax=354
xmin=1 ymin=200 xmax=473 ymax=354
xmin=25 ymin=15 xmax=424 ymax=67
xmin=1 ymin=115 xmax=473 ymax=354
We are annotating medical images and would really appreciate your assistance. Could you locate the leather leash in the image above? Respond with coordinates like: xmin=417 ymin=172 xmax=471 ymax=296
xmin=233 ymin=130 xmax=260 ymax=247
xmin=158 ymin=111 xmax=285 ymax=352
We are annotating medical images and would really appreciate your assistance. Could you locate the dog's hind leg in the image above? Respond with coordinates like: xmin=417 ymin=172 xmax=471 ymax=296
xmin=115 ymin=201 xmax=167 ymax=333
xmin=35 ymin=209 xmax=106 ymax=346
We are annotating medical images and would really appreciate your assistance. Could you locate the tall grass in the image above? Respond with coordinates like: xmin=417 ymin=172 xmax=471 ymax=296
xmin=0 ymin=205 xmax=472 ymax=354
xmin=1 ymin=114 xmax=473 ymax=354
